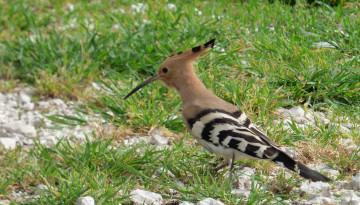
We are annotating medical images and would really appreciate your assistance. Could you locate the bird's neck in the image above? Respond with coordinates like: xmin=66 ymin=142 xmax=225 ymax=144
xmin=173 ymin=72 xmax=212 ymax=103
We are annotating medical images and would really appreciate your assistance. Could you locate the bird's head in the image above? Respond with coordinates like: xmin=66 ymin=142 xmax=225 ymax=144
xmin=124 ymin=38 xmax=215 ymax=100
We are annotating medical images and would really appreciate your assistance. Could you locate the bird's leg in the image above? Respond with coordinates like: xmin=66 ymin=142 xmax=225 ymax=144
xmin=215 ymin=162 xmax=229 ymax=172
xmin=228 ymin=154 xmax=235 ymax=183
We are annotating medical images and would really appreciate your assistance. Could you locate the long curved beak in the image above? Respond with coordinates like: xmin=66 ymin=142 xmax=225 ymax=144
xmin=124 ymin=75 xmax=160 ymax=100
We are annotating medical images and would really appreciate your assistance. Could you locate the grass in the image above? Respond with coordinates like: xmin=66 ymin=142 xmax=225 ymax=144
xmin=0 ymin=0 xmax=360 ymax=204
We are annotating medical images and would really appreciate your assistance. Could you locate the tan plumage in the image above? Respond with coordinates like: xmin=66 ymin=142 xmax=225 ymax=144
xmin=124 ymin=39 xmax=330 ymax=182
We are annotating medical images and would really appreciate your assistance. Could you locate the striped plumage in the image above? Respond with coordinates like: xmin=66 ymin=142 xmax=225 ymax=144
xmin=124 ymin=38 xmax=331 ymax=182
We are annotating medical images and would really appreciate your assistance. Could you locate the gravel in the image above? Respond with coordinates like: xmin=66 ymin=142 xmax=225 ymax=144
xmin=1 ymin=89 xmax=360 ymax=204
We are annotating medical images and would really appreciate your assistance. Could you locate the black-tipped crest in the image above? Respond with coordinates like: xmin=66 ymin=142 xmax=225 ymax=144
xmin=204 ymin=38 xmax=216 ymax=48
xmin=192 ymin=46 xmax=201 ymax=53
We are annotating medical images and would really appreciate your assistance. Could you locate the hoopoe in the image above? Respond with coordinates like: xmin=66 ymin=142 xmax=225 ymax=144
xmin=124 ymin=39 xmax=331 ymax=182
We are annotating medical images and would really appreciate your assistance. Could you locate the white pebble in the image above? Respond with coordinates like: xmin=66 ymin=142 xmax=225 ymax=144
xmin=231 ymin=189 xmax=251 ymax=198
xmin=130 ymin=189 xmax=162 ymax=205
xmin=197 ymin=198 xmax=224 ymax=205
xmin=288 ymin=106 xmax=305 ymax=118
xmin=300 ymin=181 xmax=331 ymax=198
xmin=350 ymin=172 xmax=360 ymax=190
xmin=0 ymin=137 xmax=17 ymax=149
xmin=76 ymin=196 xmax=95 ymax=205
xmin=150 ymin=134 xmax=169 ymax=146
xmin=165 ymin=3 xmax=177 ymax=11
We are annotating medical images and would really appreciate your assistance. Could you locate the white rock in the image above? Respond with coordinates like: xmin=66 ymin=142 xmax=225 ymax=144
xmin=292 ymin=116 xmax=308 ymax=124
xmin=18 ymin=93 xmax=31 ymax=104
xmin=123 ymin=137 xmax=150 ymax=146
xmin=165 ymin=3 xmax=177 ymax=11
xmin=35 ymin=184 xmax=48 ymax=195
xmin=23 ymin=102 xmax=35 ymax=110
xmin=275 ymin=107 xmax=291 ymax=118
xmin=76 ymin=196 xmax=95 ymax=205
xmin=1 ymin=121 xmax=37 ymax=138
xmin=180 ymin=202 xmax=195 ymax=205
xmin=130 ymin=3 xmax=148 ymax=13
xmin=350 ymin=172 xmax=360 ymax=190
xmin=300 ymin=181 xmax=331 ymax=198
xmin=0 ymin=199 xmax=11 ymax=204
xmin=7 ymin=100 xmax=18 ymax=108
xmin=320 ymin=118 xmax=331 ymax=126
xmin=130 ymin=189 xmax=162 ymax=205
xmin=334 ymin=181 xmax=351 ymax=190
xmin=150 ymin=134 xmax=169 ymax=146
xmin=340 ymin=190 xmax=360 ymax=205
xmin=0 ymin=137 xmax=17 ymax=149
xmin=152 ymin=167 xmax=175 ymax=179
xmin=176 ymin=181 xmax=187 ymax=189
xmin=165 ymin=188 xmax=178 ymax=195
xmin=342 ymin=123 xmax=355 ymax=129
xmin=339 ymin=138 xmax=357 ymax=150
xmin=231 ymin=189 xmax=251 ymax=198
xmin=0 ymin=93 xmax=6 ymax=101
xmin=236 ymin=167 xmax=256 ymax=177
xmin=232 ymin=176 xmax=253 ymax=190
xmin=197 ymin=198 xmax=224 ymax=205
xmin=304 ymin=113 xmax=315 ymax=122
xmin=289 ymin=106 xmax=305 ymax=118
xmin=312 ymin=41 xmax=336 ymax=48
xmin=315 ymin=164 xmax=339 ymax=178
xmin=306 ymin=196 xmax=337 ymax=205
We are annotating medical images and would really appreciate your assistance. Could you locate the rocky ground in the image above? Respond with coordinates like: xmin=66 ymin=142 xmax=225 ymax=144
xmin=0 ymin=87 xmax=359 ymax=205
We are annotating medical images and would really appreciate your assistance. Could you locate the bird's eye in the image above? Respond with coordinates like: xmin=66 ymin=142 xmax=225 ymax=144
xmin=162 ymin=67 xmax=168 ymax=73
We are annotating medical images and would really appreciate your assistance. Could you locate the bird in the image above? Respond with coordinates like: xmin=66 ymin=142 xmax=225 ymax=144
xmin=124 ymin=38 xmax=331 ymax=182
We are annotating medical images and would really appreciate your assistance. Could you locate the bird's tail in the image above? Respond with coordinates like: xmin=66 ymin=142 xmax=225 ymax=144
xmin=272 ymin=151 xmax=331 ymax=182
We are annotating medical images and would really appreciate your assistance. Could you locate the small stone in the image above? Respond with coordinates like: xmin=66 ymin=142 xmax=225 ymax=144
xmin=350 ymin=172 xmax=360 ymax=190
xmin=175 ymin=181 xmax=187 ymax=189
xmin=123 ymin=137 xmax=150 ymax=146
xmin=130 ymin=189 xmax=162 ymax=205
xmin=150 ymin=134 xmax=169 ymax=146
xmin=18 ymin=93 xmax=31 ymax=104
xmin=300 ymin=181 xmax=331 ymax=198
xmin=76 ymin=196 xmax=95 ymax=205
xmin=334 ymin=181 xmax=351 ymax=189
xmin=23 ymin=102 xmax=35 ymax=110
xmin=315 ymin=164 xmax=339 ymax=178
xmin=165 ymin=188 xmax=178 ymax=195
xmin=165 ymin=3 xmax=177 ymax=11
xmin=307 ymin=196 xmax=337 ymax=205
xmin=339 ymin=138 xmax=357 ymax=150
xmin=196 ymin=198 xmax=224 ymax=205
xmin=305 ymin=113 xmax=315 ymax=122
xmin=231 ymin=189 xmax=251 ymax=198
xmin=320 ymin=118 xmax=331 ymax=126
xmin=0 ymin=137 xmax=17 ymax=149
xmin=152 ymin=167 xmax=175 ymax=179
xmin=288 ymin=106 xmax=305 ymax=118
xmin=340 ymin=190 xmax=360 ymax=205
xmin=0 ymin=199 xmax=11 ymax=204
xmin=232 ymin=176 xmax=253 ymax=190
xmin=1 ymin=121 xmax=37 ymax=138
xmin=339 ymin=125 xmax=351 ymax=133
xmin=292 ymin=116 xmax=308 ymax=124
xmin=7 ymin=100 xmax=18 ymax=108
xmin=275 ymin=107 xmax=291 ymax=118
xmin=35 ymin=184 xmax=48 ymax=195
xmin=342 ymin=123 xmax=355 ymax=129
xmin=180 ymin=202 xmax=194 ymax=205
xmin=312 ymin=41 xmax=336 ymax=48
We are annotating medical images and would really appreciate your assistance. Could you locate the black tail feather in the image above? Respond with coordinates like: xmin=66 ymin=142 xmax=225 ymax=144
xmin=272 ymin=151 xmax=331 ymax=182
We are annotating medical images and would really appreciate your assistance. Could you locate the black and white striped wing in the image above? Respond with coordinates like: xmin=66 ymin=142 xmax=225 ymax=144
xmin=187 ymin=109 xmax=280 ymax=160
